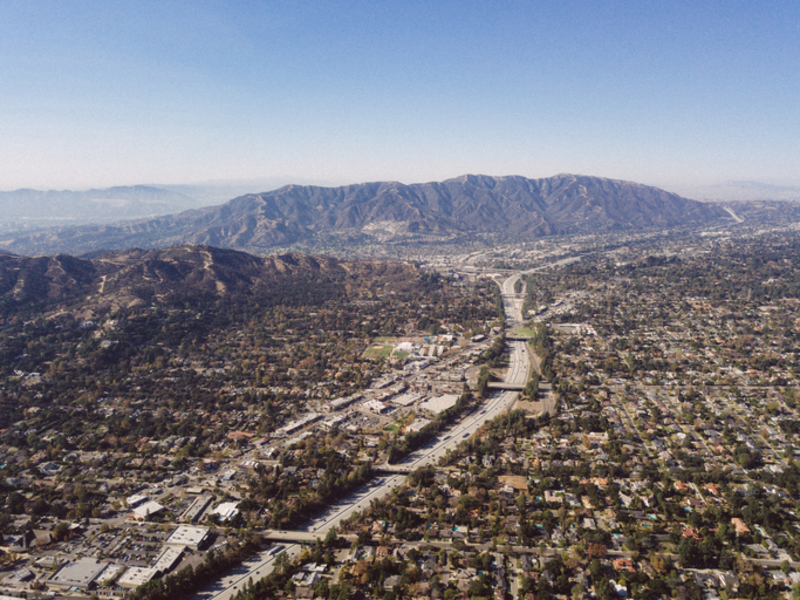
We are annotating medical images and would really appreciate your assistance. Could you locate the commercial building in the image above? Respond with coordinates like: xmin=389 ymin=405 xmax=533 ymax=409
xmin=180 ymin=494 xmax=213 ymax=523
xmin=152 ymin=546 xmax=183 ymax=575
xmin=131 ymin=500 xmax=165 ymax=521
xmin=117 ymin=566 xmax=159 ymax=589
xmin=165 ymin=525 xmax=210 ymax=551
xmin=49 ymin=557 xmax=107 ymax=590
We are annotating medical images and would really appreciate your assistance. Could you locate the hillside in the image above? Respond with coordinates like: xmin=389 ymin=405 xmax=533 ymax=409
xmin=0 ymin=245 xmax=420 ymax=320
xmin=0 ymin=174 xmax=731 ymax=256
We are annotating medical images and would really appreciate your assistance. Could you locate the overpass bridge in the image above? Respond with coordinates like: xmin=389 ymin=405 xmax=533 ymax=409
xmin=487 ymin=381 xmax=526 ymax=391
xmin=374 ymin=464 xmax=464 ymax=475
xmin=374 ymin=465 xmax=415 ymax=474
xmin=261 ymin=529 xmax=356 ymax=543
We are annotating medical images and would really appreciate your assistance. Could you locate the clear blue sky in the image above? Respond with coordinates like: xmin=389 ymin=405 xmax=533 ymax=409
xmin=1 ymin=0 xmax=798 ymax=195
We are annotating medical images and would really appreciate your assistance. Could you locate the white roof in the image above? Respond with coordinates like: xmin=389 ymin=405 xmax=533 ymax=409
xmin=418 ymin=394 xmax=459 ymax=414
xmin=166 ymin=525 xmax=209 ymax=547
xmin=117 ymin=566 xmax=158 ymax=588
xmin=152 ymin=546 xmax=183 ymax=573
xmin=393 ymin=392 xmax=424 ymax=406
xmin=126 ymin=494 xmax=148 ymax=507
xmin=132 ymin=500 xmax=164 ymax=519
xmin=95 ymin=563 xmax=125 ymax=585
xmin=212 ymin=501 xmax=240 ymax=521
xmin=51 ymin=557 xmax=106 ymax=588
xmin=406 ymin=417 xmax=432 ymax=432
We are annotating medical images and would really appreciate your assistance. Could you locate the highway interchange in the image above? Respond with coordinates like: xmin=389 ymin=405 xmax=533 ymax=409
xmin=194 ymin=273 xmax=530 ymax=600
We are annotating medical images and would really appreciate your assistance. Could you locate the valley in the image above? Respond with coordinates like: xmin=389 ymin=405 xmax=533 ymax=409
xmin=1 ymin=209 xmax=800 ymax=599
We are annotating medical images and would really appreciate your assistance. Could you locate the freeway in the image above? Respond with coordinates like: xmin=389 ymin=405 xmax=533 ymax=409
xmin=193 ymin=542 xmax=302 ymax=600
xmin=193 ymin=273 xmax=530 ymax=600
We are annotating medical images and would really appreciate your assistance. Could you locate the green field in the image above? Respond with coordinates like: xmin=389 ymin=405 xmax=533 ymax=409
xmin=391 ymin=350 xmax=409 ymax=360
xmin=364 ymin=344 xmax=394 ymax=359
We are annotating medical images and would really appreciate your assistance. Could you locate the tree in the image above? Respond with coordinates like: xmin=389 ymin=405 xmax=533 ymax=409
xmin=324 ymin=527 xmax=339 ymax=547
xmin=587 ymin=543 xmax=607 ymax=559
xmin=273 ymin=550 xmax=289 ymax=574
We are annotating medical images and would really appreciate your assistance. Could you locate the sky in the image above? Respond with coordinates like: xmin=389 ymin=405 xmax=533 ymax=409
xmin=1 ymin=0 xmax=799 ymax=196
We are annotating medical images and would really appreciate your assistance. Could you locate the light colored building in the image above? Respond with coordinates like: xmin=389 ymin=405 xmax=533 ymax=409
xmin=49 ymin=557 xmax=107 ymax=590
xmin=363 ymin=399 xmax=390 ymax=414
xmin=95 ymin=563 xmax=125 ymax=586
xmin=131 ymin=500 xmax=165 ymax=521
xmin=165 ymin=525 xmax=210 ymax=551
xmin=180 ymin=494 xmax=213 ymax=523
xmin=152 ymin=546 xmax=183 ymax=575
xmin=126 ymin=494 xmax=148 ymax=508
xmin=212 ymin=501 xmax=240 ymax=522
xmin=419 ymin=394 xmax=459 ymax=415
xmin=277 ymin=412 xmax=321 ymax=436
xmin=117 ymin=566 xmax=159 ymax=589
xmin=406 ymin=417 xmax=432 ymax=432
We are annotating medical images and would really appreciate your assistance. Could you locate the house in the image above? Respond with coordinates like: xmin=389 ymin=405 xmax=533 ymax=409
xmin=731 ymin=518 xmax=751 ymax=536
xmin=613 ymin=558 xmax=636 ymax=572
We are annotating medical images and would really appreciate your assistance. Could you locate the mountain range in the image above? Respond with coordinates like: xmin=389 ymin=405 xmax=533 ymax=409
xmin=0 ymin=174 xmax=732 ymax=256
xmin=0 ymin=245 xmax=418 ymax=320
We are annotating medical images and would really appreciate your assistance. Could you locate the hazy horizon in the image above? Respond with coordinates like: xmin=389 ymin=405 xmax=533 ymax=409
xmin=2 ymin=2 xmax=798 ymax=194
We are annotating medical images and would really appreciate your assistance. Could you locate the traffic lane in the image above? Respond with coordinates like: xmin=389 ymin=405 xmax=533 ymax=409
xmin=304 ymin=475 xmax=405 ymax=532
xmin=194 ymin=543 xmax=301 ymax=600
xmin=401 ymin=390 xmax=518 ymax=468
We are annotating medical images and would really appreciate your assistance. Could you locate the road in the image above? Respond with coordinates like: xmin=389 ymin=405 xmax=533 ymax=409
xmin=193 ymin=542 xmax=302 ymax=600
xmin=193 ymin=273 xmax=530 ymax=600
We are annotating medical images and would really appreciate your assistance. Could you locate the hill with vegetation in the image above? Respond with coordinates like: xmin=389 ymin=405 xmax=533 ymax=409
xmin=0 ymin=245 xmax=420 ymax=320
xmin=0 ymin=174 xmax=732 ymax=256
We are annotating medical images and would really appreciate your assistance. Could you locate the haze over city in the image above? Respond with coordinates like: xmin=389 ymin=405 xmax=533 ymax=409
xmin=2 ymin=1 xmax=799 ymax=198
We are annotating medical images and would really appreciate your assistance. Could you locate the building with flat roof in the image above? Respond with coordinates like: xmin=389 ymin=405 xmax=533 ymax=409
xmin=165 ymin=525 xmax=210 ymax=551
xmin=50 ymin=557 xmax=107 ymax=590
xmin=277 ymin=412 xmax=321 ymax=436
xmin=126 ymin=494 xmax=148 ymax=508
xmin=152 ymin=546 xmax=183 ymax=575
xmin=117 ymin=566 xmax=158 ymax=589
xmin=363 ymin=399 xmax=390 ymax=414
xmin=327 ymin=394 xmax=361 ymax=411
xmin=180 ymin=494 xmax=212 ymax=523
xmin=406 ymin=417 xmax=432 ymax=432
xmin=393 ymin=392 xmax=424 ymax=407
xmin=419 ymin=394 xmax=459 ymax=415
xmin=95 ymin=563 xmax=125 ymax=586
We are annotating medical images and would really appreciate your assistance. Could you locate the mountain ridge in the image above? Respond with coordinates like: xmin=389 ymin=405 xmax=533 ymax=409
xmin=0 ymin=174 xmax=731 ymax=256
